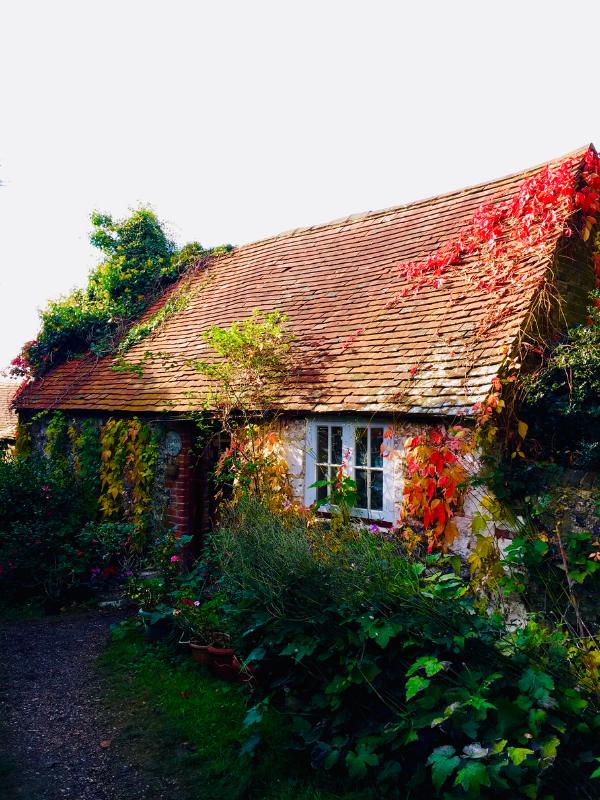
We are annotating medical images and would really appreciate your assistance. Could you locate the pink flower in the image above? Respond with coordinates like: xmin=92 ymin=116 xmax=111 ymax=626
xmin=170 ymin=555 xmax=180 ymax=563
xmin=193 ymin=600 xmax=201 ymax=607
xmin=173 ymin=609 xmax=181 ymax=616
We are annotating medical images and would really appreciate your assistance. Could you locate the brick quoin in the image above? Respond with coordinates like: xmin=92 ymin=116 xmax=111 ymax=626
xmin=164 ymin=426 xmax=193 ymax=537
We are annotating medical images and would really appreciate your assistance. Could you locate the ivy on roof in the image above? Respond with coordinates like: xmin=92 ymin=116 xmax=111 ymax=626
xmin=12 ymin=208 xmax=231 ymax=378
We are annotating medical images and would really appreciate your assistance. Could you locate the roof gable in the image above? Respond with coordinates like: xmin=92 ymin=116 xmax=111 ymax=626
xmin=16 ymin=145 xmax=594 ymax=417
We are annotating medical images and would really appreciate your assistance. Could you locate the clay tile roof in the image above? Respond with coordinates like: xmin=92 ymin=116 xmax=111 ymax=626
xmin=0 ymin=380 xmax=18 ymax=439
xmin=16 ymin=145 xmax=594 ymax=418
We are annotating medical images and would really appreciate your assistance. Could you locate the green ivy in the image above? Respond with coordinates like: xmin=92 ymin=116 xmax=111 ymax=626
xmin=521 ymin=290 xmax=600 ymax=469
xmin=15 ymin=208 xmax=231 ymax=376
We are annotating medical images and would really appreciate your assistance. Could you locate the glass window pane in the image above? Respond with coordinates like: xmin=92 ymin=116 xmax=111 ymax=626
xmin=317 ymin=426 xmax=328 ymax=463
xmin=356 ymin=469 xmax=368 ymax=508
xmin=370 ymin=470 xmax=383 ymax=511
xmin=331 ymin=426 xmax=343 ymax=465
xmin=316 ymin=464 xmax=328 ymax=501
xmin=355 ymin=428 xmax=368 ymax=466
xmin=370 ymin=428 xmax=384 ymax=468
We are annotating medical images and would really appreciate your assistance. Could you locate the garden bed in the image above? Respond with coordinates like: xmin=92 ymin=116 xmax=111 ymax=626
xmin=99 ymin=624 xmax=371 ymax=800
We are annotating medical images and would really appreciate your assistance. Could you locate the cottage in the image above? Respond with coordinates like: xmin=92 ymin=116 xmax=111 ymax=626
xmin=14 ymin=145 xmax=598 ymax=542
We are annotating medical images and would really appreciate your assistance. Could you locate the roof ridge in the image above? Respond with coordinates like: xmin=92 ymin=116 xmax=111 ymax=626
xmin=231 ymin=144 xmax=593 ymax=254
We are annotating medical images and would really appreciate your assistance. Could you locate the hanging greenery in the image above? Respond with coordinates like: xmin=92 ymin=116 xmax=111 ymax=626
xmin=99 ymin=417 xmax=159 ymax=549
xmin=11 ymin=208 xmax=231 ymax=378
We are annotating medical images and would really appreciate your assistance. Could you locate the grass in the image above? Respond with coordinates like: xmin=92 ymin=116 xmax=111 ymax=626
xmin=99 ymin=622 xmax=372 ymax=800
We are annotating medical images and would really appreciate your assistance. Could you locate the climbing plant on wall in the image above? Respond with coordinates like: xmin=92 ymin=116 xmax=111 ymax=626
xmin=194 ymin=310 xmax=298 ymax=511
xmin=99 ymin=417 xmax=159 ymax=548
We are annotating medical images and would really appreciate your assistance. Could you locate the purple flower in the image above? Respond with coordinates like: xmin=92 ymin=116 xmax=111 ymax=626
xmin=368 ymin=524 xmax=379 ymax=534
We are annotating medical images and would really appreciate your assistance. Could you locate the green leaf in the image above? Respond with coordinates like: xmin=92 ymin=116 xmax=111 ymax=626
xmin=323 ymin=749 xmax=340 ymax=770
xmin=239 ymin=732 xmax=261 ymax=757
xmin=243 ymin=704 xmax=265 ymax=728
xmin=518 ymin=668 xmax=554 ymax=703
xmin=280 ymin=637 xmax=317 ymax=661
xmin=427 ymin=746 xmax=460 ymax=791
xmin=243 ymin=646 xmax=266 ymax=664
xmin=508 ymin=746 xmax=534 ymax=766
xmin=406 ymin=675 xmax=430 ymax=701
xmin=454 ymin=761 xmax=490 ymax=794
xmin=345 ymin=746 xmax=379 ymax=779
xmin=539 ymin=736 xmax=560 ymax=759
xmin=368 ymin=620 xmax=401 ymax=648
xmin=471 ymin=512 xmax=489 ymax=534
xmin=407 ymin=656 xmax=446 ymax=678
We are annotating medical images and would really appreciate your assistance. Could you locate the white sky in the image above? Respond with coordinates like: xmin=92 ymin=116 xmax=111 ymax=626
xmin=1 ymin=0 xmax=598 ymax=371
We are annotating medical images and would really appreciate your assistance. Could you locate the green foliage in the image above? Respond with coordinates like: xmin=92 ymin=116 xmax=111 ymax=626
xmin=18 ymin=208 xmax=229 ymax=376
xmin=101 ymin=624 xmax=369 ymax=799
xmin=212 ymin=500 xmax=600 ymax=799
xmin=0 ymin=410 xmax=160 ymax=603
xmin=194 ymin=309 xmax=295 ymax=412
xmin=99 ymin=417 xmax=159 ymax=546
xmin=522 ymin=298 xmax=600 ymax=469
xmin=0 ymin=448 xmax=134 ymax=603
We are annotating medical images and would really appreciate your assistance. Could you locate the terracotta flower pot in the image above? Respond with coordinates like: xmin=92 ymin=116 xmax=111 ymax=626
xmin=189 ymin=641 xmax=211 ymax=667
xmin=211 ymin=653 xmax=242 ymax=682
xmin=207 ymin=644 xmax=235 ymax=659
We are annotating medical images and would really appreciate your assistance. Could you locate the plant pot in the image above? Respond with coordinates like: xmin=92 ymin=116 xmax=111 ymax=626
xmin=207 ymin=644 xmax=235 ymax=659
xmin=211 ymin=653 xmax=242 ymax=682
xmin=190 ymin=641 xmax=212 ymax=667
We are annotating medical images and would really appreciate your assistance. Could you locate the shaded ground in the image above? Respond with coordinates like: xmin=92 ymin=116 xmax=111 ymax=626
xmin=0 ymin=609 xmax=179 ymax=800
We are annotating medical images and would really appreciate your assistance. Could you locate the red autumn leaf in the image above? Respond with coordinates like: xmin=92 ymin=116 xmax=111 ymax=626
xmin=429 ymin=429 xmax=444 ymax=447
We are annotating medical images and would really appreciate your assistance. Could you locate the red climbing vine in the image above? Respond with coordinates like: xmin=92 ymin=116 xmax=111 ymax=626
xmin=397 ymin=148 xmax=600 ymax=299
xmin=401 ymin=426 xmax=472 ymax=552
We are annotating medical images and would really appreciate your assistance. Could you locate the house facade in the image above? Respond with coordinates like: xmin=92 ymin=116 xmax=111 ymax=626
xmin=14 ymin=145 xmax=597 ymax=547
xmin=0 ymin=380 xmax=18 ymax=448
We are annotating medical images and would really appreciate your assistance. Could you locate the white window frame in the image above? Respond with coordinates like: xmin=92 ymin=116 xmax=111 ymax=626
xmin=304 ymin=417 xmax=395 ymax=523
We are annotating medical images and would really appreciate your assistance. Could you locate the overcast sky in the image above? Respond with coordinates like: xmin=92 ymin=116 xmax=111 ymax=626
xmin=1 ymin=0 xmax=598 ymax=371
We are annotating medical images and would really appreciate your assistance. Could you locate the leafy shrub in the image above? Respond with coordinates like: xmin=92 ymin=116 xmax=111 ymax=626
xmin=522 ymin=299 xmax=600 ymax=469
xmin=0 ymin=452 xmax=135 ymax=604
xmin=13 ymin=208 xmax=228 ymax=376
xmin=213 ymin=501 xmax=600 ymax=799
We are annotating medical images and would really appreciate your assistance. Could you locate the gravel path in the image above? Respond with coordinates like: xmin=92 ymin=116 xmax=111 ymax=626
xmin=0 ymin=609 xmax=179 ymax=800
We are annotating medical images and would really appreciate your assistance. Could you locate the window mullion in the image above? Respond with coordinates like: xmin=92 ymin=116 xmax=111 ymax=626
xmin=343 ymin=424 xmax=352 ymax=477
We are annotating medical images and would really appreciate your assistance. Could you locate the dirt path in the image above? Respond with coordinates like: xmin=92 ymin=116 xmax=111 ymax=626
xmin=0 ymin=609 xmax=179 ymax=800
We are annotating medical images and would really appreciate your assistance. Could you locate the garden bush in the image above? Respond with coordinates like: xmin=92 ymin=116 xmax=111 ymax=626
xmin=0 ymin=451 xmax=136 ymax=606
xmin=212 ymin=500 xmax=600 ymax=799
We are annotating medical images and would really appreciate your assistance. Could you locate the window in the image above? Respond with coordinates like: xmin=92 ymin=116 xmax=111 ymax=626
xmin=354 ymin=426 xmax=384 ymax=513
xmin=305 ymin=419 xmax=394 ymax=522
xmin=315 ymin=424 xmax=344 ymax=504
